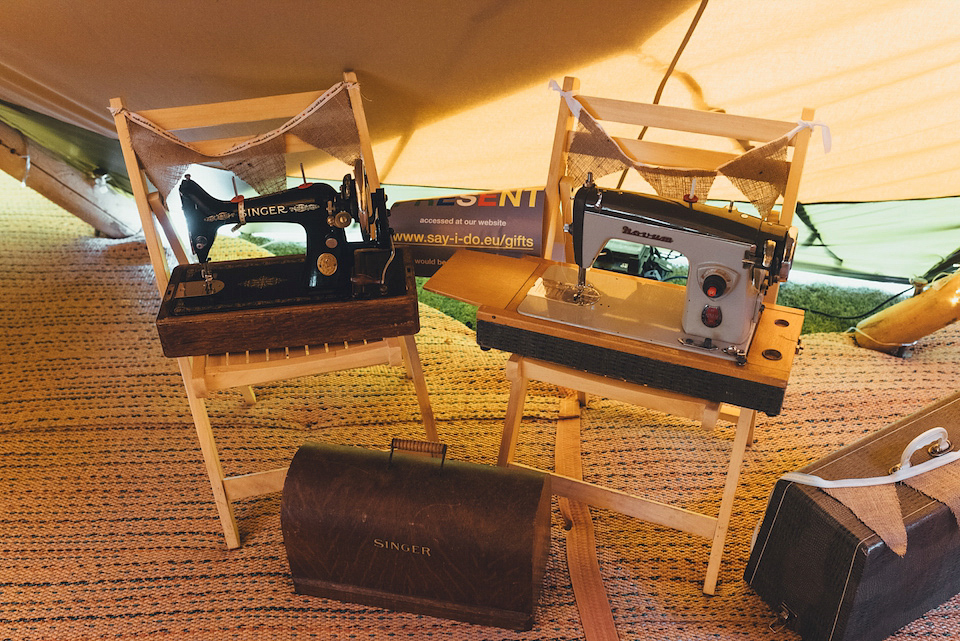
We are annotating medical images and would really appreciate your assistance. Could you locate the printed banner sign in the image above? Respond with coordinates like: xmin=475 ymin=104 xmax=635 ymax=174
xmin=390 ymin=187 xmax=544 ymax=277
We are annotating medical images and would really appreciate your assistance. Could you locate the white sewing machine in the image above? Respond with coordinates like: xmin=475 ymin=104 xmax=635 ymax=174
xmin=517 ymin=179 xmax=797 ymax=364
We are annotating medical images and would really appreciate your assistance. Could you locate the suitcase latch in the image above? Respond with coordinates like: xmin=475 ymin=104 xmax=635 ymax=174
xmin=770 ymin=604 xmax=796 ymax=632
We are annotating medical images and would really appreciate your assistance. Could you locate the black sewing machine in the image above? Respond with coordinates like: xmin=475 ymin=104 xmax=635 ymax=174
xmin=175 ymin=173 xmax=404 ymax=305
xmin=155 ymin=172 xmax=419 ymax=357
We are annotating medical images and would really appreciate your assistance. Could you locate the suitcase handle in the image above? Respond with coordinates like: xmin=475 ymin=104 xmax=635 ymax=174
xmin=891 ymin=427 xmax=952 ymax=473
xmin=389 ymin=438 xmax=448 ymax=469
xmin=781 ymin=427 xmax=959 ymax=489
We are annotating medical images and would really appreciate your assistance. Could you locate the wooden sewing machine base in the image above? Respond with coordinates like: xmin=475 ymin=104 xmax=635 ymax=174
xmin=157 ymin=249 xmax=420 ymax=358
xmin=426 ymin=250 xmax=804 ymax=594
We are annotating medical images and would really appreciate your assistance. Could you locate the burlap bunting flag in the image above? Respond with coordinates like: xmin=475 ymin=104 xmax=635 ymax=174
xmin=113 ymin=81 xmax=362 ymax=199
xmin=904 ymin=463 xmax=960 ymax=528
xmin=821 ymin=461 xmax=960 ymax=557
xmin=825 ymin=484 xmax=909 ymax=556
xmin=561 ymin=92 xmax=806 ymax=217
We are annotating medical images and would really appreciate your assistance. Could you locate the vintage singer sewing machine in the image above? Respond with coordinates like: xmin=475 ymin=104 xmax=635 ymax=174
xmin=178 ymin=173 xmax=400 ymax=300
xmin=517 ymin=178 xmax=798 ymax=364
xmin=154 ymin=174 xmax=419 ymax=358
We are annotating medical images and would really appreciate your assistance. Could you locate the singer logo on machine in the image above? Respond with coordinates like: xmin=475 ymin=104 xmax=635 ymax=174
xmin=621 ymin=225 xmax=673 ymax=244
xmin=204 ymin=202 xmax=321 ymax=223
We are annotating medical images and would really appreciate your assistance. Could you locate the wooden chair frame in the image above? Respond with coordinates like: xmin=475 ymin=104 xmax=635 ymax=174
xmin=113 ymin=72 xmax=437 ymax=549
xmin=498 ymin=76 xmax=813 ymax=594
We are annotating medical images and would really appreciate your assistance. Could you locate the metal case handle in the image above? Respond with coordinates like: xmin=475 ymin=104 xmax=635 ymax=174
xmin=389 ymin=438 xmax=448 ymax=469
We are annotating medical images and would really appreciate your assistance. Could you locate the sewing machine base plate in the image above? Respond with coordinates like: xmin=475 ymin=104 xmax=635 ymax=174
xmin=156 ymin=250 xmax=419 ymax=357
xmin=516 ymin=264 xmax=752 ymax=363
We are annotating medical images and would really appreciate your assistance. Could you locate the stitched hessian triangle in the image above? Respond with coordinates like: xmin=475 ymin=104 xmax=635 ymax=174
xmin=566 ymin=112 xmax=631 ymax=186
xmin=904 ymin=462 xmax=960 ymax=528
xmin=825 ymin=484 xmax=908 ymax=556
xmin=718 ymin=135 xmax=791 ymax=217
xmin=117 ymin=81 xmax=362 ymax=200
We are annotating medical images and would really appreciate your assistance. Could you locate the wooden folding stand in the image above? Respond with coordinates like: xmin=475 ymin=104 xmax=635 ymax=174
xmin=113 ymin=72 xmax=437 ymax=549
xmin=428 ymin=250 xmax=803 ymax=594
xmin=427 ymin=76 xmax=813 ymax=596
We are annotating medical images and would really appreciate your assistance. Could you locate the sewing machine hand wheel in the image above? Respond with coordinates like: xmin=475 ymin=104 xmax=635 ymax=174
xmin=354 ymin=159 xmax=373 ymax=242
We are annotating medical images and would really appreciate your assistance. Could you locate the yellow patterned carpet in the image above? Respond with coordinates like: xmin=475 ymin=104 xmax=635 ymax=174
xmin=3 ymin=170 xmax=960 ymax=640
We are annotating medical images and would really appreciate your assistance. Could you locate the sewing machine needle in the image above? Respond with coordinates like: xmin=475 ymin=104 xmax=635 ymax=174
xmin=573 ymin=266 xmax=587 ymax=302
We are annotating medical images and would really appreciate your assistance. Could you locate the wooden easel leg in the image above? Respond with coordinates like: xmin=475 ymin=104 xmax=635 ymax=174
xmin=177 ymin=362 xmax=241 ymax=549
xmin=555 ymin=397 xmax=584 ymax=527
xmin=702 ymin=407 xmax=755 ymax=595
xmin=554 ymin=402 xmax=619 ymax=640
xmin=398 ymin=334 xmax=438 ymax=441
xmin=701 ymin=402 xmax=720 ymax=431
xmin=240 ymin=385 xmax=256 ymax=406
xmin=498 ymin=355 xmax=528 ymax=466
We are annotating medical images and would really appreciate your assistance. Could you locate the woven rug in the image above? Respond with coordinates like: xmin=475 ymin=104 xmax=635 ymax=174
xmin=3 ymin=170 xmax=960 ymax=641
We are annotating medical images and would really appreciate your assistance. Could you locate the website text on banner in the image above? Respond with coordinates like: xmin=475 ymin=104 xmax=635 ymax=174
xmin=390 ymin=188 xmax=543 ymax=277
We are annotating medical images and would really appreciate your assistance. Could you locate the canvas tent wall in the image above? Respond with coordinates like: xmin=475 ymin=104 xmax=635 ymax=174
xmin=0 ymin=0 xmax=957 ymax=281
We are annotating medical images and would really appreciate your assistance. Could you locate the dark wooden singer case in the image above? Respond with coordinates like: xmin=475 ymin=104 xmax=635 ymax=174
xmin=280 ymin=441 xmax=552 ymax=630
xmin=745 ymin=392 xmax=960 ymax=641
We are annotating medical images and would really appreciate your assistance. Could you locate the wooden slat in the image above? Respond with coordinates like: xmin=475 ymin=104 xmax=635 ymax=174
xmin=286 ymin=345 xmax=309 ymax=359
xmin=222 ymin=467 xmax=289 ymax=502
xmin=203 ymin=340 xmax=398 ymax=391
xmin=111 ymin=96 xmax=172 ymax=295
xmin=703 ymin=407 xmax=756 ymax=594
xmin=244 ymin=349 xmax=269 ymax=365
xmin=519 ymin=356 xmax=717 ymax=424
xmin=542 ymin=76 xmax=580 ymax=260
xmin=186 ymin=133 xmax=314 ymax=156
xmin=0 ymin=118 xmax=140 ymax=239
xmin=510 ymin=463 xmax=717 ymax=539
xmin=579 ymin=95 xmax=797 ymax=143
xmin=147 ymin=191 xmax=190 ymax=265
xmin=615 ymin=137 xmax=740 ymax=171
xmin=553 ymin=400 xmax=621 ymax=640
xmin=137 ymin=90 xmax=324 ymax=131
xmin=345 ymin=71 xmax=380 ymax=190
xmin=206 ymin=341 xmax=376 ymax=368
xmin=779 ymin=106 xmax=817 ymax=227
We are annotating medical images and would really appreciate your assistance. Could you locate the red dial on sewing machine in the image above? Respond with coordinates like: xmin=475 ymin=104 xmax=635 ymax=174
xmin=703 ymin=274 xmax=728 ymax=298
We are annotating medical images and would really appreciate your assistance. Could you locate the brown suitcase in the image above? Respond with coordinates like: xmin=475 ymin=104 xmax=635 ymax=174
xmin=280 ymin=440 xmax=552 ymax=630
xmin=744 ymin=392 xmax=960 ymax=641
